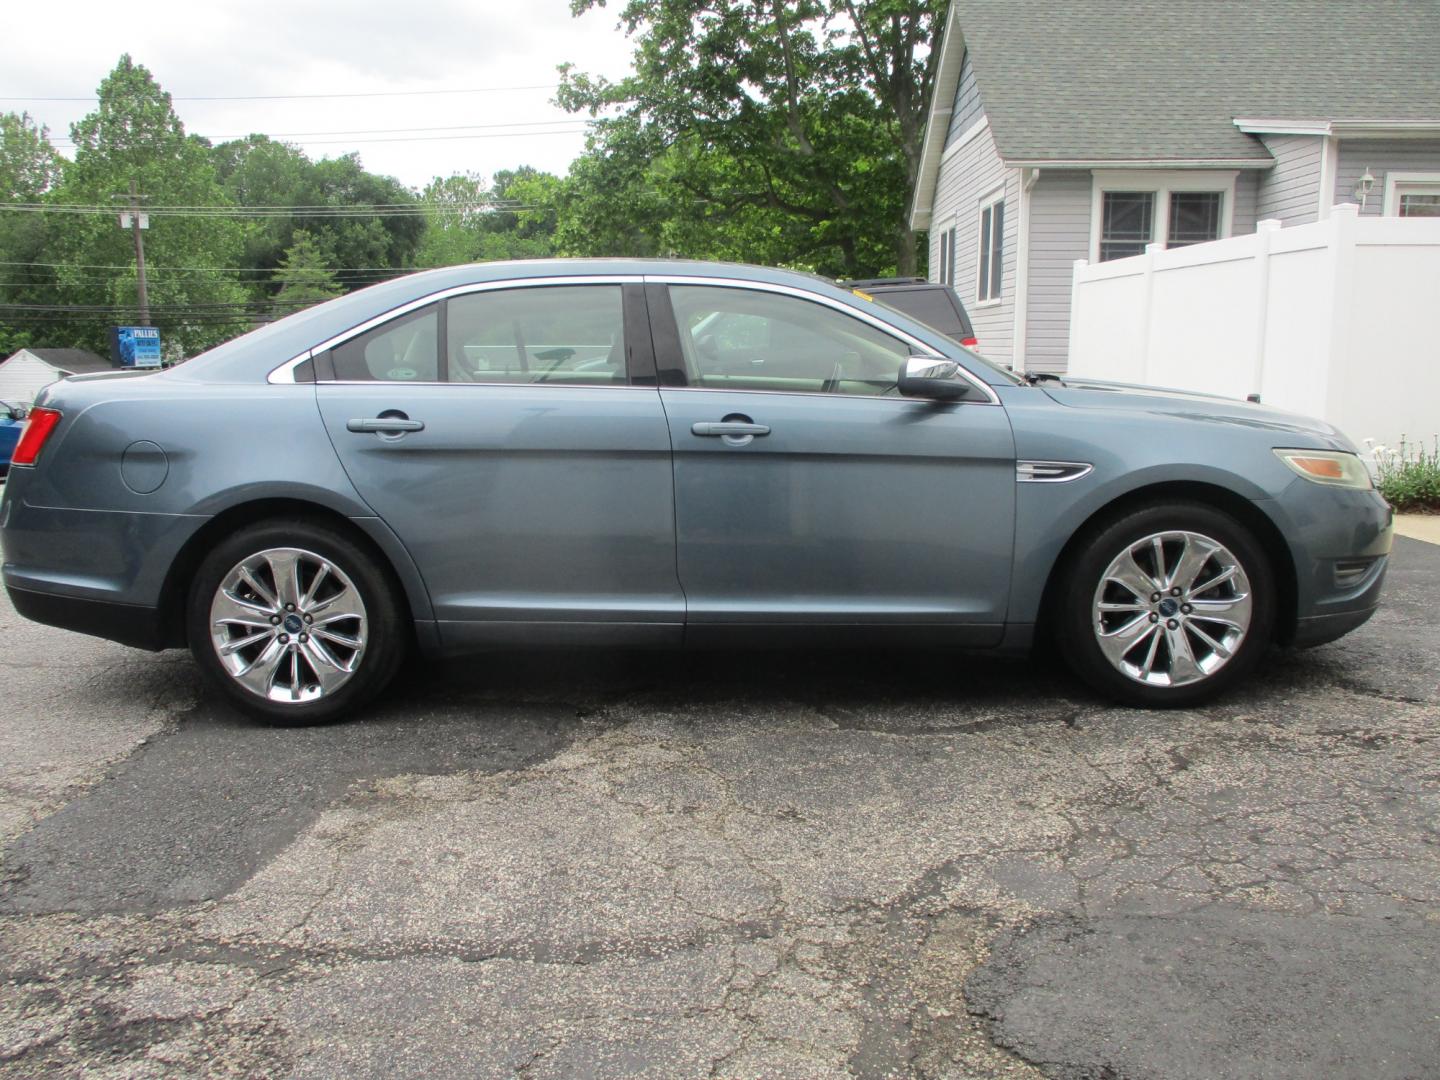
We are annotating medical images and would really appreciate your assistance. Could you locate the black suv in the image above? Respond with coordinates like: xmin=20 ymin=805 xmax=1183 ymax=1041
xmin=840 ymin=277 xmax=979 ymax=352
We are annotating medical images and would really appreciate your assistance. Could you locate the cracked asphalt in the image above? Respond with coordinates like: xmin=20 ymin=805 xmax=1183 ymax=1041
xmin=1 ymin=537 xmax=1437 ymax=1079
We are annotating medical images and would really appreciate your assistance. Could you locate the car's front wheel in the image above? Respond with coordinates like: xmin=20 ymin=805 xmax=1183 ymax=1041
xmin=1057 ymin=502 xmax=1276 ymax=707
xmin=186 ymin=519 xmax=406 ymax=724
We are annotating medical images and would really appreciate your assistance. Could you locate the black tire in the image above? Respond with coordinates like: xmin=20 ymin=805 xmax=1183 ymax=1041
xmin=1056 ymin=501 xmax=1276 ymax=708
xmin=186 ymin=518 xmax=407 ymax=725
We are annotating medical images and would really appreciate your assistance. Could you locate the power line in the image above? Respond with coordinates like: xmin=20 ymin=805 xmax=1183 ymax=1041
xmin=48 ymin=119 xmax=587 ymax=144
xmin=0 ymin=259 xmax=415 ymax=274
xmin=1 ymin=203 xmax=566 ymax=220
xmin=0 ymin=84 xmax=560 ymax=103
xmin=49 ymin=127 xmax=590 ymax=150
xmin=0 ymin=301 xmax=335 ymax=313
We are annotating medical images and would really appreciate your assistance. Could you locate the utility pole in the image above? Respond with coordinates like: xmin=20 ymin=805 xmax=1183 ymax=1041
xmin=112 ymin=181 xmax=151 ymax=325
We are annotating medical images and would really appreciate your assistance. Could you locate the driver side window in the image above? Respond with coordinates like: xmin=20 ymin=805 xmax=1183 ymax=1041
xmin=667 ymin=285 xmax=910 ymax=395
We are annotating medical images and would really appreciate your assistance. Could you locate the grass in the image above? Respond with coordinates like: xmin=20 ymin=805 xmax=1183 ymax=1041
xmin=1371 ymin=436 xmax=1440 ymax=513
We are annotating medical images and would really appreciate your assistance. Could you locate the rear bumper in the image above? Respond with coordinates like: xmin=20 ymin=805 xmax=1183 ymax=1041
xmin=6 ymin=585 xmax=169 ymax=651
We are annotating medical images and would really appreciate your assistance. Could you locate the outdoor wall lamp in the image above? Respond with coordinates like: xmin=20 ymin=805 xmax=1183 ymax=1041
xmin=1355 ymin=168 xmax=1376 ymax=208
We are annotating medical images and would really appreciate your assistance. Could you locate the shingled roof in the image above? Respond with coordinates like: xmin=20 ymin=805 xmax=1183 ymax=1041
xmin=24 ymin=349 xmax=116 ymax=374
xmin=950 ymin=0 xmax=1440 ymax=165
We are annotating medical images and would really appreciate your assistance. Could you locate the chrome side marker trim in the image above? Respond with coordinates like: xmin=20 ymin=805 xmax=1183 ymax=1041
xmin=1017 ymin=460 xmax=1094 ymax=483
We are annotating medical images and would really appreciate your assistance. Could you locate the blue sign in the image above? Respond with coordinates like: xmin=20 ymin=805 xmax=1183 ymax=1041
xmin=117 ymin=326 xmax=162 ymax=368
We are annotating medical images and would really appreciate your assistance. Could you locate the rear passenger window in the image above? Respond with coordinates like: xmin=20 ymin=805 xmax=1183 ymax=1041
xmin=447 ymin=285 xmax=624 ymax=386
xmin=331 ymin=306 xmax=438 ymax=382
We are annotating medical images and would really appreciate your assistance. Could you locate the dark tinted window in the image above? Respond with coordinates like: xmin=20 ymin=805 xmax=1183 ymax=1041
xmin=875 ymin=288 xmax=971 ymax=340
xmin=331 ymin=305 xmax=439 ymax=382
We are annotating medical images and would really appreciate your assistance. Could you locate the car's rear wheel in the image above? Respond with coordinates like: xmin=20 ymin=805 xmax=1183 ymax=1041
xmin=186 ymin=519 xmax=406 ymax=724
xmin=1057 ymin=502 xmax=1275 ymax=707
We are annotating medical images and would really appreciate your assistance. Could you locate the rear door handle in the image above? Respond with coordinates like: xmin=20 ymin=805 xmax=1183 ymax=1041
xmin=691 ymin=422 xmax=770 ymax=437
xmin=346 ymin=418 xmax=425 ymax=434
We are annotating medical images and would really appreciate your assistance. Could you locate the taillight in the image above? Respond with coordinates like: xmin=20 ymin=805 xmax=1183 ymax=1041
xmin=11 ymin=407 xmax=61 ymax=467
xmin=960 ymin=336 xmax=980 ymax=349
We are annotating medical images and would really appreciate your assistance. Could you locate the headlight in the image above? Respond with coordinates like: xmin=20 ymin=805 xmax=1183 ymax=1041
xmin=1274 ymin=449 xmax=1372 ymax=489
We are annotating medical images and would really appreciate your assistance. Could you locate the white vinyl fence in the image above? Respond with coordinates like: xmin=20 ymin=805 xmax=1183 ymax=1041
xmin=1066 ymin=203 xmax=1440 ymax=451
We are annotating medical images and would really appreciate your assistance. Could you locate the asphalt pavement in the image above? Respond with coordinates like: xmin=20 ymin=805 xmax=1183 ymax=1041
xmin=1 ymin=538 xmax=1437 ymax=1078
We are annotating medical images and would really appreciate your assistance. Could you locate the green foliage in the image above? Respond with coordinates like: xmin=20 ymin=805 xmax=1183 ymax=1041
xmin=0 ymin=112 xmax=66 ymax=353
xmin=4 ymin=9 xmax=944 ymax=362
xmin=415 ymin=168 xmax=561 ymax=268
xmin=557 ymin=0 xmax=944 ymax=276
xmin=47 ymin=55 xmax=251 ymax=356
xmin=212 ymin=138 xmax=423 ymax=284
xmin=0 ymin=111 xmax=64 ymax=201
xmin=271 ymin=230 xmax=343 ymax=313
xmin=1375 ymin=437 xmax=1440 ymax=512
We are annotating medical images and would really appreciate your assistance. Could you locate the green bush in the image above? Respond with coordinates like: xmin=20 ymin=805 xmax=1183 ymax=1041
xmin=1373 ymin=436 xmax=1440 ymax=512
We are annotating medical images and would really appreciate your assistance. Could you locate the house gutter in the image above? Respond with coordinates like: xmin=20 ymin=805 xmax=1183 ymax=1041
xmin=1011 ymin=167 xmax=1040 ymax=372
xmin=1005 ymin=157 xmax=1272 ymax=170
xmin=908 ymin=5 xmax=966 ymax=232
xmin=1236 ymin=118 xmax=1440 ymax=139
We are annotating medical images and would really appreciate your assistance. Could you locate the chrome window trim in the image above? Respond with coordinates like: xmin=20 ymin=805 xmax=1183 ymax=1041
xmin=318 ymin=380 xmax=655 ymax=392
xmin=1016 ymin=460 xmax=1094 ymax=483
xmin=659 ymin=385 xmax=913 ymax=406
xmin=267 ymin=276 xmax=646 ymax=385
xmin=269 ymin=351 xmax=314 ymax=385
xmin=645 ymin=274 xmax=1002 ymax=406
xmin=266 ymin=272 xmax=1003 ymax=404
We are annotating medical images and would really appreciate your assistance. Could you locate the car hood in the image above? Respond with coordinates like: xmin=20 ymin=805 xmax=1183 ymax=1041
xmin=1039 ymin=377 xmax=1355 ymax=449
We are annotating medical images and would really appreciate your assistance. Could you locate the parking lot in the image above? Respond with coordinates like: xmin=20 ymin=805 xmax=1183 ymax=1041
xmin=1 ymin=536 xmax=1437 ymax=1079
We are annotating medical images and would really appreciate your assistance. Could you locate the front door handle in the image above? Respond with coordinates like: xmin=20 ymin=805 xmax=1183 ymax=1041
xmin=691 ymin=421 xmax=770 ymax=437
xmin=347 ymin=417 xmax=425 ymax=434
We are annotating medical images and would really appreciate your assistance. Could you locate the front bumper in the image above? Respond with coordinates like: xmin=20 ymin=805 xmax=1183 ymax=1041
xmin=1292 ymin=603 xmax=1381 ymax=648
xmin=1270 ymin=482 xmax=1393 ymax=645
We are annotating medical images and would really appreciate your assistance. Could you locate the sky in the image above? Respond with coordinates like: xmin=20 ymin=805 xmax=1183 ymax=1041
xmin=1 ymin=0 xmax=640 ymax=192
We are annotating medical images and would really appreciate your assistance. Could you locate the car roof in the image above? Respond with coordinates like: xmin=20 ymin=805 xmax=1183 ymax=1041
xmin=162 ymin=259 xmax=1000 ymax=384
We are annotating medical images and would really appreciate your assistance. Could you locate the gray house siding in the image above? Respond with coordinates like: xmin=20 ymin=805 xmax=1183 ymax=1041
xmin=1023 ymin=171 xmax=1091 ymax=375
xmin=930 ymin=121 xmax=1017 ymax=367
xmin=1231 ymin=170 xmax=1259 ymax=234
xmin=1334 ymin=139 xmax=1440 ymax=215
xmin=1254 ymin=134 xmax=1324 ymax=225
xmin=943 ymin=50 xmax=985 ymax=148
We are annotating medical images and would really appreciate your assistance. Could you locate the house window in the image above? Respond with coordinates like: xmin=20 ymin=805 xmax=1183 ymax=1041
xmin=936 ymin=225 xmax=957 ymax=286
xmin=1385 ymin=174 xmax=1440 ymax=217
xmin=1167 ymin=191 xmax=1224 ymax=246
xmin=977 ymin=193 xmax=1004 ymax=303
xmin=1100 ymin=192 xmax=1155 ymax=261
xmin=1400 ymin=193 xmax=1440 ymax=217
xmin=1091 ymin=171 xmax=1237 ymax=262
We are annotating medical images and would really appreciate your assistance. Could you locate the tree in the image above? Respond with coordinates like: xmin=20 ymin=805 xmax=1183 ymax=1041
xmin=558 ymin=0 xmax=945 ymax=277
xmin=212 ymin=134 xmax=314 ymax=280
xmin=307 ymin=153 xmax=424 ymax=273
xmin=0 ymin=112 xmax=66 ymax=353
xmin=48 ymin=56 xmax=251 ymax=356
xmin=213 ymin=137 xmax=422 ymax=296
xmin=271 ymin=230 xmax=342 ymax=313
xmin=0 ymin=111 xmax=64 ymax=201
xmin=415 ymin=168 xmax=562 ymax=268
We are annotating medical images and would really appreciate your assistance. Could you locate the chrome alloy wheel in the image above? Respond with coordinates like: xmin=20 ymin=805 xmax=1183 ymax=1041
xmin=208 ymin=547 xmax=368 ymax=704
xmin=1091 ymin=530 xmax=1253 ymax=688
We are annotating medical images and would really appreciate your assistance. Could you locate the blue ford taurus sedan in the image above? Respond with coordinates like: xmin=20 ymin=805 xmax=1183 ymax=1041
xmin=0 ymin=260 xmax=1392 ymax=723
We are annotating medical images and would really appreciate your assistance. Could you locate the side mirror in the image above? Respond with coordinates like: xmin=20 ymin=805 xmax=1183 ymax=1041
xmin=897 ymin=355 xmax=974 ymax=401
